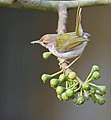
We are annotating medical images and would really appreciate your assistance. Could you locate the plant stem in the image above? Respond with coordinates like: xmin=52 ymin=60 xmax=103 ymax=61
xmin=51 ymin=70 xmax=63 ymax=77
xmin=86 ymin=70 xmax=93 ymax=81
xmin=86 ymin=78 xmax=93 ymax=82
xmin=66 ymin=81 xmax=68 ymax=89
xmin=89 ymin=83 xmax=98 ymax=88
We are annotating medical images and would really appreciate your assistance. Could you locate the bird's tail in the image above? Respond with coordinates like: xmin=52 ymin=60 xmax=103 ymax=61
xmin=75 ymin=2 xmax=83 ymax=36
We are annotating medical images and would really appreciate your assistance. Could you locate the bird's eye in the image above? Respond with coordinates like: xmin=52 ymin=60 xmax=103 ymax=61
xmin=43 ymin=42 xmax=47 ymax=45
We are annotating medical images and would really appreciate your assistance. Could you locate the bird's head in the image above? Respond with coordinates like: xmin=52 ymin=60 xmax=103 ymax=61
xmin=38 ymin=34 xmax=51 ymax=47
xmin=31 ymin=34 xmax=56 ymax=49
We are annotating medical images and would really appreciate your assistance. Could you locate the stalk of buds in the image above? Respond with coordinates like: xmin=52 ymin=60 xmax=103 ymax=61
xmin=41 ymin=55 xmax=107 ymax=106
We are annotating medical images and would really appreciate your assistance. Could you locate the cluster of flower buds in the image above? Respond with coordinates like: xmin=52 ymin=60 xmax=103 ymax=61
xmin=41 ymin=52 xmax=107 ymax=105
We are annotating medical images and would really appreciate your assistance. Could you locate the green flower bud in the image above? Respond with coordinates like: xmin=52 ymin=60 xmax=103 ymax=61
xmin=84 ymin=91 xmax=90 ymax=100
xmin=68 ymin=72 xmax=76 ymax=80
xmin=82 ymin=82 xmax=90 ymax=90
xmin=92 ymin=71 xmax=100 ymax=80
xmin=66 ymin=89 xmax=74 ymax=97
xmin=76 ymin=96 xmax=85 ymax=105
xmin=56 ymin=86 xmax=65 ymax=95
xmin=41 ymin=74 xmax=51 ymax=83
xmin=61 ymin=92 xmax=69 ymax=101
xmin=96 ymin=90 xmax=103 ymax=95
xmin=42 ymin=52 xmax=52 ymax=59
xmin=97 ymin=86 xmax=107 ymax=95
xmin=95 ymin=94 xmax=106 ymax=105
xmin=91 ymin=65 xmax=100 ymax=72
xmin=90 ymin=87 xmax=96 ymax=94
xmin=59 ymin=74 xmax=68 ymax=83
xmin=57 ymin=94 xmax=62 ymax=100
xmin=50 ymin=78 xmax=59 ymax=88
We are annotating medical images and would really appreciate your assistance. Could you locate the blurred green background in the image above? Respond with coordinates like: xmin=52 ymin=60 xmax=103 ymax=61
xmin=0 ymin=5 xmax=111 ymax=120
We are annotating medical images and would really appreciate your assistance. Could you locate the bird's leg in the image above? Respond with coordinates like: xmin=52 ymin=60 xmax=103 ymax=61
xmin=65 ymin=54 xmax=82 ymax=70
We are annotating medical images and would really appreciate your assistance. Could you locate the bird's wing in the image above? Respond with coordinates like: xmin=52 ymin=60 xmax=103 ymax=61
xmin=55 ymin=33 xmax=87 ymax=53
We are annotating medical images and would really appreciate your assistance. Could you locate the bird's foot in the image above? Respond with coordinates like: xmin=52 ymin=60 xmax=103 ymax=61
xmin=58 ymin=59 xmax=69 ymax=68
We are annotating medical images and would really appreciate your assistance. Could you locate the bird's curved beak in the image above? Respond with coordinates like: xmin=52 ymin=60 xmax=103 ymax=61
xmin=31 ymin=40 xmax=40 ymax=44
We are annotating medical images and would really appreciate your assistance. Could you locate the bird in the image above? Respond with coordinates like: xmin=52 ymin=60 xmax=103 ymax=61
xmin=31 ymin=6 xmax=90 ymax=69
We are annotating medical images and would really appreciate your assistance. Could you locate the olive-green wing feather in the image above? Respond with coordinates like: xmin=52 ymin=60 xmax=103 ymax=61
xmin=55 ymin=32 xmax=86 ymax=53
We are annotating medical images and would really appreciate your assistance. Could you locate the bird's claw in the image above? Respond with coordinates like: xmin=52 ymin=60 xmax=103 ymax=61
xmin=59 ymin=59 xmax=70 ymax=68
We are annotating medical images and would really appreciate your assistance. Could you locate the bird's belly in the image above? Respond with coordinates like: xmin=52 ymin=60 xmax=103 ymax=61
xmin=49 ymin=42 xmax=87 ymax=59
